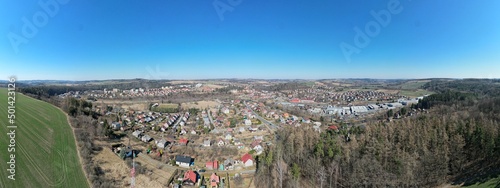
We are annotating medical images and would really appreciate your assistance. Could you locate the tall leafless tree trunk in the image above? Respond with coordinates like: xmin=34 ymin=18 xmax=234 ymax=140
xmin=275 ymin=146 xmax=286 ymax=188
xmin=318 ymin=166 xmax=326 ymax=188
xmin=328 ymin=161 xmax=340 ymax=188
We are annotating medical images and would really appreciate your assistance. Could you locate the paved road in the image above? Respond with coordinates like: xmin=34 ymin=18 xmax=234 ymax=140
xmin=244 ymin=101 xmax=278 ymax=130
xmin=207 ymin=108 xmax=214 ymax=125
xmin=170 ymin=113 xmax=184 ymax=133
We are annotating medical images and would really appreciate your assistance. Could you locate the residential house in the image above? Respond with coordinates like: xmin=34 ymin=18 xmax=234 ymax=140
xmin=224 ymin=133 xmax=233 ymax=141
xmin=141 ymin=135 xmax=152 ymax=142
xmin=244 ymin=119 xmax=252 ymax=126
xmin=262 ymin=109 xmax=268 ymax=115
xmin=241 ymin=153 xmax=254 ymax=167
xmin=251 ymin=140 xmax=264 ymax=155
xmin=111 ymin=122 xmax=121 ymax=130
xmin=183 ymin=170 xmax=197 ymax=185
xmin=302 ymin=118 xmax=311 ymax=124
xmin=223 ymin=108 xmax=230 ymax=114
xmin=309 ymin=108 xmax=322 ymax=114
xmin=176 ymin=155 xmax=193 ymax=168
xmin=210 ymin=173 xmax=220 ymax=188
xmin=238 ymin=127 xmax=246 ymax=133
xmin=179 ymin=138 xmax=189 ymax=146
xmin=203 ymin=117 xmax=210 ymax=127
xmin=217 ymin=138 xmax=225 ymax=147
xmin=328 ymin=125 xmax=339 ymax=132
xmin=253 ymin=136 xmax=264 ymax=141
xmin=205 ymin=160 xmax=218 ymax=170
xmin=253 ymin=145 xmax=264 ymax=155
xmin=248 ymin=125 xmax=259 ymax=132
xmin=203 ymin=139 xmax=211 ymax=147
xmin=144 ymin=117 xmax=152 ymax=123
xmin=223 ymin=158 xmax=236 ymax=170
xmin=132 ymin=130 xmax=142 ymax=138
xmin=233 ymin=139 xmax=242 ymax=146
xmin=156 ymin=138 xmax=169 ymax=149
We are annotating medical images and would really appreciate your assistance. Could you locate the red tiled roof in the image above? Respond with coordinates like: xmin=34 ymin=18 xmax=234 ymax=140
xmin=328 ymin=125 xmax=338 ymax=130
xmin=206 ymin=161 xmax=214 ymax=169
xmin=179 ymin=138 xmax=188 ymax=144
xmin=205 ymin=160 xmax=218 ymax=169
xmin=241 ymin=153 xmax=253 ymax=163
xmin=251 ymin=140 xmax=261 ymax=148
xmin=183 ymin=170 xmax=196 ymax=183
xmin=210 ymin=173 xmax=220 ymax=186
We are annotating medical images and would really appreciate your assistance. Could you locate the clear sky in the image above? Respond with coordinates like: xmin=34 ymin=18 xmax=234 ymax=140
xmin=1 ymin=0 xmax=499 ymax=80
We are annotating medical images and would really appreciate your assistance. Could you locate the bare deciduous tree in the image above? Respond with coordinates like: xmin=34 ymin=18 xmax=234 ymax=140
xmin=318 ymin=166 xmax=326 ymax=188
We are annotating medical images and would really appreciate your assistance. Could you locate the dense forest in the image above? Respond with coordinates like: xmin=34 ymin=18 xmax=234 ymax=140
xmin=254 ymin=82 xmax=313 ymax=92
xmin=256 ymin=80 xmax=500 ymax=188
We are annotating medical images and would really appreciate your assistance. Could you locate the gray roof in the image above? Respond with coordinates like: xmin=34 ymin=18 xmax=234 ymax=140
xmin=176 ymin=155 xmax=193 ymax=164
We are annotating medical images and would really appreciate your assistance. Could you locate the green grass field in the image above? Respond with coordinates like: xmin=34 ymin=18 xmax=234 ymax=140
xmin=0 ymin=89 xmax=89 ymax=188
xmin=158 ymin=103 xmax=179 ymax=109
xmin=152 ymin=103 xmax=179 ymax=113
xmin=400 ymin=80 xmax=431 ymax=90
xmin=463 ymin=174 xmax=500 ymax=188
xmin=399 ymin=89 xmax=434 ymax=98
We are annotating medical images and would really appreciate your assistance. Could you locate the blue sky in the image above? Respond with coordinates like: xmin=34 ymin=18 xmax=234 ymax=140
xmin=1 ymin=0 xmax=499 ymax=80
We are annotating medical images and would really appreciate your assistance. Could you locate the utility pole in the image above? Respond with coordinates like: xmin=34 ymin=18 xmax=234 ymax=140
xmin=129 ymin=137 xmax=136 ymax=188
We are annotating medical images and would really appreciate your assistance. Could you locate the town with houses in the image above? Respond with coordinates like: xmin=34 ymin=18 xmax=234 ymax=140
xmin=55 ymin=80 xmax=430 ymax=187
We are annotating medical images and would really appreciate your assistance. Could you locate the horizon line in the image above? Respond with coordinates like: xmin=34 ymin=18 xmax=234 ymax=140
xmin=2 ymin=77 xmax=499 ymax=82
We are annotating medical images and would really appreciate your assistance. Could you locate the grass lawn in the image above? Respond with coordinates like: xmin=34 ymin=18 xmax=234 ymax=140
xmin=0 ymin=89 xmax=89 ymax=188
xmin=400 ymin=80 xmax=431 ymax=90
xmin=463 ymin=174 xmax=500 ymax=188
xmin=159 ymin=103 xmax=179 ymax=109
xmin=399 ymin=89 xmax=434 ymax=98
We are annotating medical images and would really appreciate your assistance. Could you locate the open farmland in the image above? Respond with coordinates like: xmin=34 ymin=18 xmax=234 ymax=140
xmin=151 ymin=103 xmax=179 ymax=113
xmin=0 ymin=89 xmax=88 ymax=188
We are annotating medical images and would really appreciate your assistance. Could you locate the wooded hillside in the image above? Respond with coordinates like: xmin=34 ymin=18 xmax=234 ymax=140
xmin=256 ymin=80 xmax=500 ymax=188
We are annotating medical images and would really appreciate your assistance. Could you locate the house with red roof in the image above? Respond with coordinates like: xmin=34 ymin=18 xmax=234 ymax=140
xmin=328 ymin=125 xmax=339 ymax=132
xmin=205 ymin=160 xmax=218 ymax=170
xmin=210 ymin=173 xmax=220 ymax=187
xmin=241 ymin=153 xmax=254 ymax=167
xmin=183 ymin=170 xmax=197 ymax=185
xmin=179 ymin=138 xmax=189 ymax=146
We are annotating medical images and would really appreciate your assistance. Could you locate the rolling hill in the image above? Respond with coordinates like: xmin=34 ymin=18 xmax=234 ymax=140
xmin=0 ymin=89 xmax=89 ymax=188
